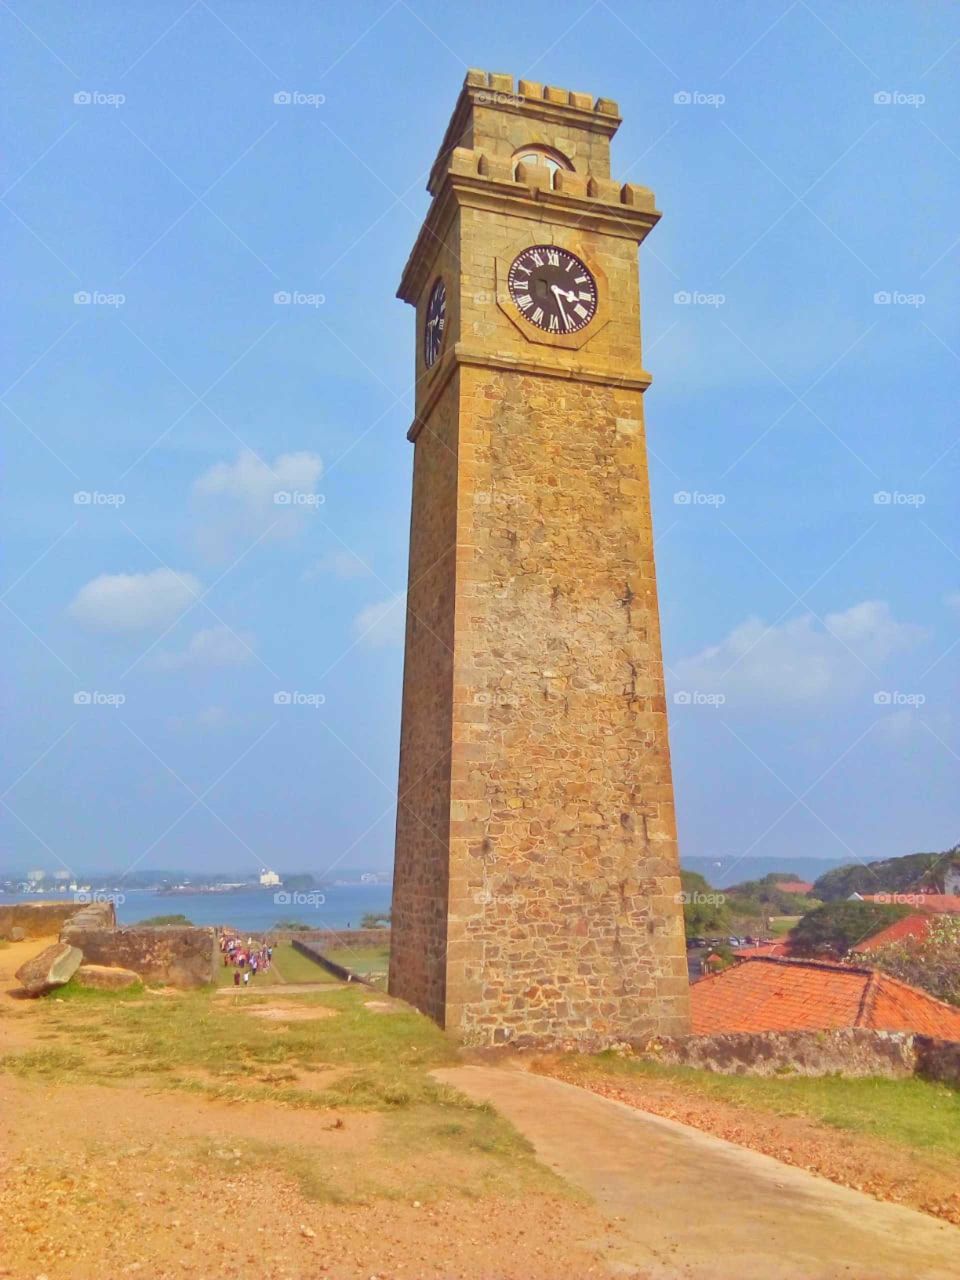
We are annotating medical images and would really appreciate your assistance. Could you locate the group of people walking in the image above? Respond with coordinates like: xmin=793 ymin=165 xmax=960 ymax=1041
xmin=220 ymin=932 xmax=274 ymax=986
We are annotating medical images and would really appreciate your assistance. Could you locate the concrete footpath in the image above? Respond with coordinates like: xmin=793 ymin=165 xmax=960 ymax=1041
xmin=434 ymin=1065 xmax=960 ymax=1280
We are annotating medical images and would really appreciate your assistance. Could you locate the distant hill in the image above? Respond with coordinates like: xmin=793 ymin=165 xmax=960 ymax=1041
xmin=811 ymin=844 xmax=960 ymax=901
xmin=681 ymin=856 xmax=849 ymax=891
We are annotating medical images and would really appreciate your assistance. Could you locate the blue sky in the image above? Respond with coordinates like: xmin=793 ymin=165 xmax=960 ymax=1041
xmin=3 ymin=0 xmax=958 ymax=883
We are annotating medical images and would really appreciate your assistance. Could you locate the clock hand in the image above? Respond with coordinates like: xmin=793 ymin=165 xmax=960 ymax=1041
xmin=550 ymin=284 xmax=571 ymax=329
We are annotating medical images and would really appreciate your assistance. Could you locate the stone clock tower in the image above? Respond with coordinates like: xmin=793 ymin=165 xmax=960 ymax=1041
xmin=389 ymin=70 xmax=690 ymax=1046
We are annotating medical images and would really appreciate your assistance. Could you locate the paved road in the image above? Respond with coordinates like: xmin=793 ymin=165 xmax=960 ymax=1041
xmin=434 ymin=1065 xmax=960 ymax=1280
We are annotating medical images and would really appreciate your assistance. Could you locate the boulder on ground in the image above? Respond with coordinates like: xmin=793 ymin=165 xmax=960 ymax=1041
xmin=10 ymin=926 xmax=26 ymax=942
xmin=74 ymin=964 xmax=140 ymax=991
xmin=15 ymin=942 xmax=83 ymax=995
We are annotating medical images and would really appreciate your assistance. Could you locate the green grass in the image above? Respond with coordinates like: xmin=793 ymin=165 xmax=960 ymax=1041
xmin=562 ymin=1052 xmax=960 ymax=1159
xmin=323 ymin=943 xmax=390 ymax=991
xmin=769 ymin=915 xmax=801 ymax=936
xmin=325 ymin=944 xmax=390 ymax=982
xmin=272 ymin=941 xmax=338 ymax=983
xmin=5 ymin=984 xmax=459 ymax=1105
xmin=0 ymin=1046 xmax=87 ymax=1081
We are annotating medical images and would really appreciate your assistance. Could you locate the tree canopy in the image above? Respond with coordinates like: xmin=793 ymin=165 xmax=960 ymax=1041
xmin=788 ymin=901 xmax=910 ymax=957
xmin=868 ymin=915 xmax=960 ymax=1007
xmin=679 ymin=870 xmax=730 ymax=937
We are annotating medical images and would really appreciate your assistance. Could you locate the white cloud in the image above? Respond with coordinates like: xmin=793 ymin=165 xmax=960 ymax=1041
xmin=673 ymin=600 xmax=925 ymax=710
xmin=193 ymin=448 xmax=323 ymax=559
xmin=68 ymin=569 xmax=201 ymax=631
xmin=303 ymin=550 xmax=372 ymax=581
xmin=152 ymin=625 xmax=256 ymax=671
xmin=353 ymin=596 xmax=406 ymax=648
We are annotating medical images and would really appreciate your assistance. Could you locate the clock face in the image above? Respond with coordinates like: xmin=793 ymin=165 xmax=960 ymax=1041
xmin=507 ymin=245 xmax=598 ymax=335
xmin=424 ymin=278 xmax=446 ymax=367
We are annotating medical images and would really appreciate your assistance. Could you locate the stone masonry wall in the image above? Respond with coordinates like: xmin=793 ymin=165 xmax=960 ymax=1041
xmin=644 ymin=1029 xmax=919 ymax=1078
xmin=914 ymin=1036 xmax=960 ymax=1087
xmin=61 ymin=925 xmax=216 ymax=988
xmin=444 ymin=366 xmax=689 ymax=1046
xmin=0 ymin=899 xmax=115 ymax=940
xmin=388 ymin=369 xmax=461 ymax=1023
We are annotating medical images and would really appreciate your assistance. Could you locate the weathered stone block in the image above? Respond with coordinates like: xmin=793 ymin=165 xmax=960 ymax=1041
xmin=16 ymin=942 xmax=83 ymax=995
xmin=74 ymin=964 xmax=140 ymax=990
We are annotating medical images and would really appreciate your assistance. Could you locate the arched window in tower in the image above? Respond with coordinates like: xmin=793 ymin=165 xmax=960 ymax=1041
xmin=511 ymin=145 xmax=573 ymax=187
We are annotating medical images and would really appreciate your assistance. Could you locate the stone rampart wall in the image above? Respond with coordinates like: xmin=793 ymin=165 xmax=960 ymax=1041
xmin=0 ymin=899 xmax=115 ymax=939
xmin=640 ymin=1028 xmax=960 ymax=1081
xmin=61 ymin=925 xmax=216 ymax=988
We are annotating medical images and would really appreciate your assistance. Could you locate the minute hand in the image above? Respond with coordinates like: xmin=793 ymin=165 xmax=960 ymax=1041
xmin=550 ymin=285 xmax=571 ymax=329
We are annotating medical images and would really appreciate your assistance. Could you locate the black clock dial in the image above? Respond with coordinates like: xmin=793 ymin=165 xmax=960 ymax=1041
xmin=424 ymin=278 xmax=446 ymax=367
xmin=507 ymin=245 xmax=598 ymax=334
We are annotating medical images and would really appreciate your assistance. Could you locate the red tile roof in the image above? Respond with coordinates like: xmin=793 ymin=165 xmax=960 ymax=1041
xmin=732 ymin=941 xmax=798 ymax=959
xmin=778 ymin=881 xmax=814 ymax=894
xmin=858 ymin=894 xmax=960 ymax=914
xmin=690 ymin=956 xmax=960 ymax=1039
xmin=851 ymin=913 xmax=934 ymax=953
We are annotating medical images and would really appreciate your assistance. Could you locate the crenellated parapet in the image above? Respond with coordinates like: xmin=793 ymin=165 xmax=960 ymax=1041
xmin=427 ymin=69 xmax=625 ymax=197
xmin=465 ymin=67 xmax=620 ymax=118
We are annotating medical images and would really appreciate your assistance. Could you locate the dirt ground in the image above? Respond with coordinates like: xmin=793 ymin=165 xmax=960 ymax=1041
xmin=535 ymin=1055 xmax=960 ymax=1226
xmin=3 ymin=938 xmax=958 ymax=1279
xmin=0 ymin=940 xmax=615 ymax=1280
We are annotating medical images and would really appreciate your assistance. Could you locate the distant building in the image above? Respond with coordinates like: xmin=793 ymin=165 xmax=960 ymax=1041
xmin=259 ymin=869 xmax=281 ymax=887
xmin=778 ymin=880 xmax=813 ymax=895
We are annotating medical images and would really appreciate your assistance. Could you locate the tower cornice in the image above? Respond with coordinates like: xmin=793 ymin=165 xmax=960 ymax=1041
xmin=398 ymin=153 xmax=660 ymax=306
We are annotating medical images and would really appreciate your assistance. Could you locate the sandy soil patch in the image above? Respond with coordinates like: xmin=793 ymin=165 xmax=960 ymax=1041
xmin=244 ymin=1003 xmax=338 ymax=1022
xmin=0 ymin=1075 xmax=611 ymax=1280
